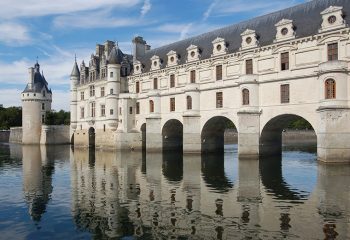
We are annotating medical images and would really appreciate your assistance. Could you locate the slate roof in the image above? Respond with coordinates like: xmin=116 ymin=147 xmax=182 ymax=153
xmin=108 ymin=46 xmax=124 ymax=64
xmin=138 ymin=0 xmax=350 ymax=73
xmin=71 ymin=60 xmax=80 ymax=77
xmin=23 ymin=63 xmax=51 ymax=94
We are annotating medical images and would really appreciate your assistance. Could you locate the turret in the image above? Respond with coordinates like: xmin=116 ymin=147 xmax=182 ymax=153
xmin=21 ymin=61 xmax=52 ymax=144
xmin=106 ymin=45 xmax=122 ymax=130
xmin=70 ymin=58 xmax=80 ymax=133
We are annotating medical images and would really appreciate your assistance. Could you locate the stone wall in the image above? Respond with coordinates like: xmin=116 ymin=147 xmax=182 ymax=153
xmin=0 ymin=130 xmax=10 ymax=142
xmin=9 ymin=127 xmax=22 ymax=143
xmin=282 ymin=130 xmax=317 ymax=144
xmin=9 ymin=125 xmax=70 ymax=145
xmin=40 ymin=125 xmax=70 ymax=145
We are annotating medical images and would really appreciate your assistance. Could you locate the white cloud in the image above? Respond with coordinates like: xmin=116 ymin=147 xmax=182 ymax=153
xmin=53 ymin=8 xmax=140 ymax=29
xmin=0 ymin=22 xmax=32 ymax=46
xmin=0 ymin=0 xmax=140 ymax=19
xmin=203 ymin=0 xmax=300 ymax=19
xmin=52 ymin=90 xmax=70 ymax=111
xmin=141 ymin=0 xmax=151 ymax=17
xmin=203 ymin=0 xmax=218 ymax=21
xmin=0 ymin=89 xmax=22 ymax=107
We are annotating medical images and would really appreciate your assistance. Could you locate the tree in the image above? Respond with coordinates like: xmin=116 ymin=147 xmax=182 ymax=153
xmin=0 ymin=106 xmax=22 ymax=130
xmin=45 ymin=110 xmax=70 ymax=125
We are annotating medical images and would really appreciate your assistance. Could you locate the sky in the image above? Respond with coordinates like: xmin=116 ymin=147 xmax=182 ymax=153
xmin=0 ymin=0 xmax=309 ymax=111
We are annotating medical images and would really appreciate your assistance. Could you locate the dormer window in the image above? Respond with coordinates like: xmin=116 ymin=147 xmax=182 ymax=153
xmin=275 ymin=19 xmax=295 ymax=42
xmin=241 ymin=29 xmax=258 ymax=50
xmin=150 ymin=55 xmax=161 ymax=70
xmin=167 ymin=50 xmax=179 ymax=67
xmin=134 ymin=60 xmax=142 ymax=74
xmin=328 ymin=15 xmax=337 ymax=24
xmin=212 ymin=37 xmax=227 ymax=56
xmin=281 ymin=28 xmax=288 ymax=36
xmin=319 ymin=6 xmax=346 ymax=33
xmin=187 ymin=45 xmax=200 ymax=62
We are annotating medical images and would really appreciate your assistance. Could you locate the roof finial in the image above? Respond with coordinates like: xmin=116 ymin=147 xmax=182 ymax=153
xmin=36 ymin=56 xmax=39 ymax=63
xmin=74 ymin=53 xmax=77 ymax=63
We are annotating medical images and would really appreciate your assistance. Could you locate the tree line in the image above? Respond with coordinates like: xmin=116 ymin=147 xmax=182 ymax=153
xmin=0 ymin=106 xmax=70 ymax=129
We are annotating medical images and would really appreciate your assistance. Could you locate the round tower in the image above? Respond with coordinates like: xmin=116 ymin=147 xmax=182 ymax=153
xmin=70 ymin=58 xmax=80 ymax=139
xmin=21 ymin=62 xmax=52 ymax=144
xmin=106 ymin=45 xmax=122 ymax=130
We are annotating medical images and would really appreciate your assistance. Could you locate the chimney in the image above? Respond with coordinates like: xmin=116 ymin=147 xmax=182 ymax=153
xmin=132 ymin=36 xmax=148 ymax=62
xmin=28 ymin=67 xmax=34 ymax=89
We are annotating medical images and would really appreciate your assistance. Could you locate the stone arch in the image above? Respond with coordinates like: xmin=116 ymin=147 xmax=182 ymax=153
xmin=162 ymin=119 xmax=183 ymax=151
xmin=201 ymin=116 xmax=237 ymax=153
xmin=260 ymin=114 xmax=316 ymax=157
xmin=88 ymin=127 xmax=95 ymax=148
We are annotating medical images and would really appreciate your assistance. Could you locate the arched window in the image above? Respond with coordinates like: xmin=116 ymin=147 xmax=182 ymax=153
xmin=186 ymin=96 xmax=192 ymax=110
xmin=325 ymin=79 xmax=336 ymax=99
xmin=149 ymin=100 xmax=154 ymax=113
xmin=242 ymin=89 xmax=250 ymax=105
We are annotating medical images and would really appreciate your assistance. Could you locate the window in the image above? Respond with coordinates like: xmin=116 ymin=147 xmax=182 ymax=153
xmin=281 ymin=52 xmax=289 ymax=71
xmin=110 ymin=89 xmax=113 ymax=95
xmin=190 ymin=70 xmax=196 ymax=83
xmin=170 ymin=74 xmax=175 ymax=88
xmin=242 ymin=89 xmax=250 ymax=105
xmin=328 ymin=43 xmax=338 ymax=61
xmin=136 ymin=102 xmax=140 ymax=114
xmin=216 ymin=65 xmax=222 ymax=80
xmin=80 ymin=92 xmax=84 ymax=100
xmin=91 ymin=102 xmax=95 ymax=117
xmin=43 ymin=91 xmax=46 ymax=97
xmin=281 ymin=84 xmax=290 ymax=103
xmin=136 ymin=81 xmax=140 ymax=93
xmin=110 ymin=109 xmax=113 ymax=115
xmin=89 ymin=85 xmax=95 ymax=97
xmin=216 ymin=92 xmax=223 ymax=108
xmin=186 ymin=96 xmax=192 ymax=110
xmin=110 ymin=72 xmax=114 ymax=78
xmin=129 ymin=107 xmax=133 ymax=114
xmin=246 ymin=59 xmax=253 ymax=74
xmin=41 ymin=103 xmax=45 ymax=110
xmin=42 ymin=115 xmax=45 ymax=123
xmin=81 ymin=107 xmax=84 ymax=119
xmin=119 ymin=107 xmax=122 ymax=115
xmin=153 ymin=78 xmax=158 ymax=89
xmin=170 ymin=98 xmax=175 ymax=112
xmin=100 ymin=87 xmax=105 ymax=97
xmin=325 ymin=79 xmax=336 ymax=99
xmin=101 ymin=104 xmax=105 ymax=117
xmin=149 ymin=100 xmax=154 ymax=113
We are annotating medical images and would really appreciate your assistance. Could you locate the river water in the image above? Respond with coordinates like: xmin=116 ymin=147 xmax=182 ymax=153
xmin=0 ymin=143 xmax=349 ymax=239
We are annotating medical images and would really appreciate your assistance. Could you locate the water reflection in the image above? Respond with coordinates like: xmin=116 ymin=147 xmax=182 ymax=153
xmin=0 ymin=143 xmax=349 ymax=239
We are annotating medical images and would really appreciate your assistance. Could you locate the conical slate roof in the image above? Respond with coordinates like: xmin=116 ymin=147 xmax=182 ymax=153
xmin=23 ymin=62 xmax=51 ymax=94
xmin=71 ymin=60 xmax=80 ymax=77
xmin=108 ymin=46 xmax=123 ymax=65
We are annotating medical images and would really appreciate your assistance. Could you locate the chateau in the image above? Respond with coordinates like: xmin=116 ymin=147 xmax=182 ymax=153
xmin=70 ymin=0 xmax=350 ymax=163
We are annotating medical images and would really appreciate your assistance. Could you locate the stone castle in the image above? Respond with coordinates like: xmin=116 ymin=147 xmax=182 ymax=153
xmin=69 ymin=0 xmax=350 ymax=163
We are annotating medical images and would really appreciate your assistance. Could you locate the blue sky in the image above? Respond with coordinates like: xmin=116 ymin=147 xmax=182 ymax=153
xmin=0 ymin=0 xmax=308 ymax=110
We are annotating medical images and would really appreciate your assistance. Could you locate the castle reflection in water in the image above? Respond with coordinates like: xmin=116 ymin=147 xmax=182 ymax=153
xmin=5 ymin=144 xmax=350 ymax=239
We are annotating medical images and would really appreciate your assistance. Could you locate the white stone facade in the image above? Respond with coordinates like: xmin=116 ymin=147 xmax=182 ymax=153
xmin=70 ymin=1 xmax=350 ymax=163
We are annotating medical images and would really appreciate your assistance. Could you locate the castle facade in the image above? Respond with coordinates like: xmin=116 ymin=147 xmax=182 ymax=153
xmin=70 ymin=0 xmax=350 ymax=163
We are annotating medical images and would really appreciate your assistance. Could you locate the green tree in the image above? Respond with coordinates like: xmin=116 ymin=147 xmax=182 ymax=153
xmin=0 ymin=106 xmax=22 ymax=130
xmin=45 ymin=110 xmax=70 ymax=125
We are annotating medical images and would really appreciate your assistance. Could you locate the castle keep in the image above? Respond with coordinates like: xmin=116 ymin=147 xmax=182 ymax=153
xmin=70 ymin=0 xmax=350 ymax=163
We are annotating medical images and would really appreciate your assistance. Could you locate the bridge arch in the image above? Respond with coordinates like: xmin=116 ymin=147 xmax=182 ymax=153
xmin=260 ymin=114 xmax=316 ymax=157
xmin=162 ymin=119 xmax=183 ymax=151
xmin=201 ymin=116 xmax=237 ymax=153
